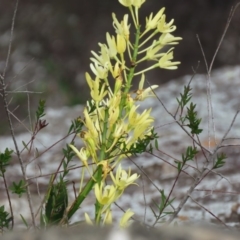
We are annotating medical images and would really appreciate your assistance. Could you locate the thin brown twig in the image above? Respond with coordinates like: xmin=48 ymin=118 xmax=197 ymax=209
xmin=194 ymin=189 xmax=240 ymax=195
xmin=165 ymin=3 xmax=240 ymax=224
xmin=197 ymin=35 xmax=217 ymax=150
xmin=1 ymin=170 xmax=14 ymax=229
xmin=0 ymin=0 xmax=37 ymax=229
xmin=140 ymin=171 xmax=147 ymax=224
xmin=189 ymin=195 xmax=230 ymax=229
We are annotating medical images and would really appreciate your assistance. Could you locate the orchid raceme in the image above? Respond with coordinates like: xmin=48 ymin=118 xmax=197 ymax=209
xmin=67 ymin=0 xmax=181 ymax=227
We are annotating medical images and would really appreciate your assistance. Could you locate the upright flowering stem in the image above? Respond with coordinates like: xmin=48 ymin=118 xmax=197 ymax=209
xmin=94 ymin=110 xmax=109 ymax=223
xmin=65 ymin=0 xmax=182 ymax=227
xmin=120 ymin=26 xmax=141 ymax=115
xmin=126 ymin=26 xmax=141 ymax=91
xmin=65 ymin=165 xmax=102 ymax=220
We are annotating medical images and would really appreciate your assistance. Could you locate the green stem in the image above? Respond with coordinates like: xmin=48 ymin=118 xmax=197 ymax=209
xmin=94 ymin=107 xmax=110 ymax=223
xmin=66 ymin=165 xmax=102 ymax=220
xmin=119 ymin=26 xmax=141 ymax=115
xmin=125 ymin=26 xmax=141 ymax=94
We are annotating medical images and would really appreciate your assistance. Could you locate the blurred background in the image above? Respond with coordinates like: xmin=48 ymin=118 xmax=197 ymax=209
xmin=0 ymin=0 xmax=240 ymax=135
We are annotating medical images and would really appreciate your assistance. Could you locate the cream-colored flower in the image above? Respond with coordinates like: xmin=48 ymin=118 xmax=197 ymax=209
xmin=103 ymin=208 xmax=113 ymax=225
xmin=158 ymin=48 xmax=180 ymax=70
xmin=91 ymin=44 xmax=110 ymax=67
xmin=157 ymin=14 xmax=176 ymax=33
xmin=106 ymin=33 xmax=118 ymax=58
xmin=159 ymin=33 xmax=182 ymax=45
xmin=117 ymin=34 xmax=126 ymax=54
xmin=146 ymin=40 xmax=164 ymax=60
xmin=134 ymin=74 xmax=158 ymax=101
xmin=84 ymin=213 xmax=93 ymax=225
xmin=119 ymin=209 xmax=134 ymax=228
xmin=85 ymin=73 xmax=108 ymax=102
xmin=133 ymin=123 xmax=153 ymax=140
xmin=118 ymin=0 xmax=132 ymax=7
xmin=69 ymin=145 xmax=89 ymax=167
xmin=128 ymin=105 xmax=153 ymax=127
xmin=83 ymin=107 xmax=99 ymax=139
xmin=132 ymin=0 xmax=145 ymax=8
xmin=145 ymin=8 xmax=165 ymax=31
xmin=112 ymin=13 xmax=130 ymax=40
xmin=90 ymin=62 xmax=109 ymax=79
xmin=110 ymin=164 xmax=139 ymax=190
xmin=95 ymin=182 xmax=117 ymax=205
xmin=97 ymin=160 xmax=112 ymax=180
xmin=118 ymin=0 xmax=145 ymax=8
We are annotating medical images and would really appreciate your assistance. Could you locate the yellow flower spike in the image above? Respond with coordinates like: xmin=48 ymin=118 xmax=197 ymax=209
xmin=134 ymin=74 xmax=159 ymax=101
xmin=112 ymin=13 xmax=130 ymax=40
xmin=157 ymin=14 xmax=176 ymax=33
xmin=145 ymin=8 xmax=165 ymax=32
xmin=85 ymin=212 xmax=94 ymax=225
xmin=110 ymin=164 xmax=139 ymax=191
xmin=94 ymin=182 xmax=118 ymax=205
xmin=158 ymin=48 xmax=181 ymax=70
xmin=119 ymin=209 xmax=134 ymax=228
xmin=116 ymin=34 xmax=126 ymax=54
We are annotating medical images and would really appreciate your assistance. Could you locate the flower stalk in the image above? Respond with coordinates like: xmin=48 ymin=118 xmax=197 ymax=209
xmin=64 ymin=0 xmax=182 ymax=227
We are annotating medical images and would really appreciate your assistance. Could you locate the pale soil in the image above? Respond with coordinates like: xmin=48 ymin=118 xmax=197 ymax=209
xmin=0 ymin=66 xmax=240 ymax=228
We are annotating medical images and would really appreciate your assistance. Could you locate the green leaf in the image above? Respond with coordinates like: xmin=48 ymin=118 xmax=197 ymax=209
xmin=213 ymin=153 xmax=227 ymax=169
xmin=36 ymin=99 xmax=46 ymax=120
xmin=186 ymin=103 xmax=203 ymax=135
xmin=0 ymin=148 xmax=13 ymax=176
xmin=176 ymin=85 xmax=192 ymax=109
xmin=45 ymin=179 xmax=68 ymax=225
xmin=20 ymin=214 xmax=28 ymax=228
xmin=9 ymin=180 xmax=26 ymax=197
xmin=0 ymin=205 xmax=12 ymax=230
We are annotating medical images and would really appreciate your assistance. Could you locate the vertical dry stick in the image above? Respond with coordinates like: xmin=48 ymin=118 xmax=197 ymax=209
xmin=167 ymin=3 xmax=240 ymax=224
xmin=198 ymin=3 xmax=240 ymax=150
xmin=0 ymin=0 xmax=36 ymax=228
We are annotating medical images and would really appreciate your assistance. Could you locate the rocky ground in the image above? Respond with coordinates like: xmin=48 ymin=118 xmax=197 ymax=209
xmin=0 ymin=66 xmax=240 ymax=228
